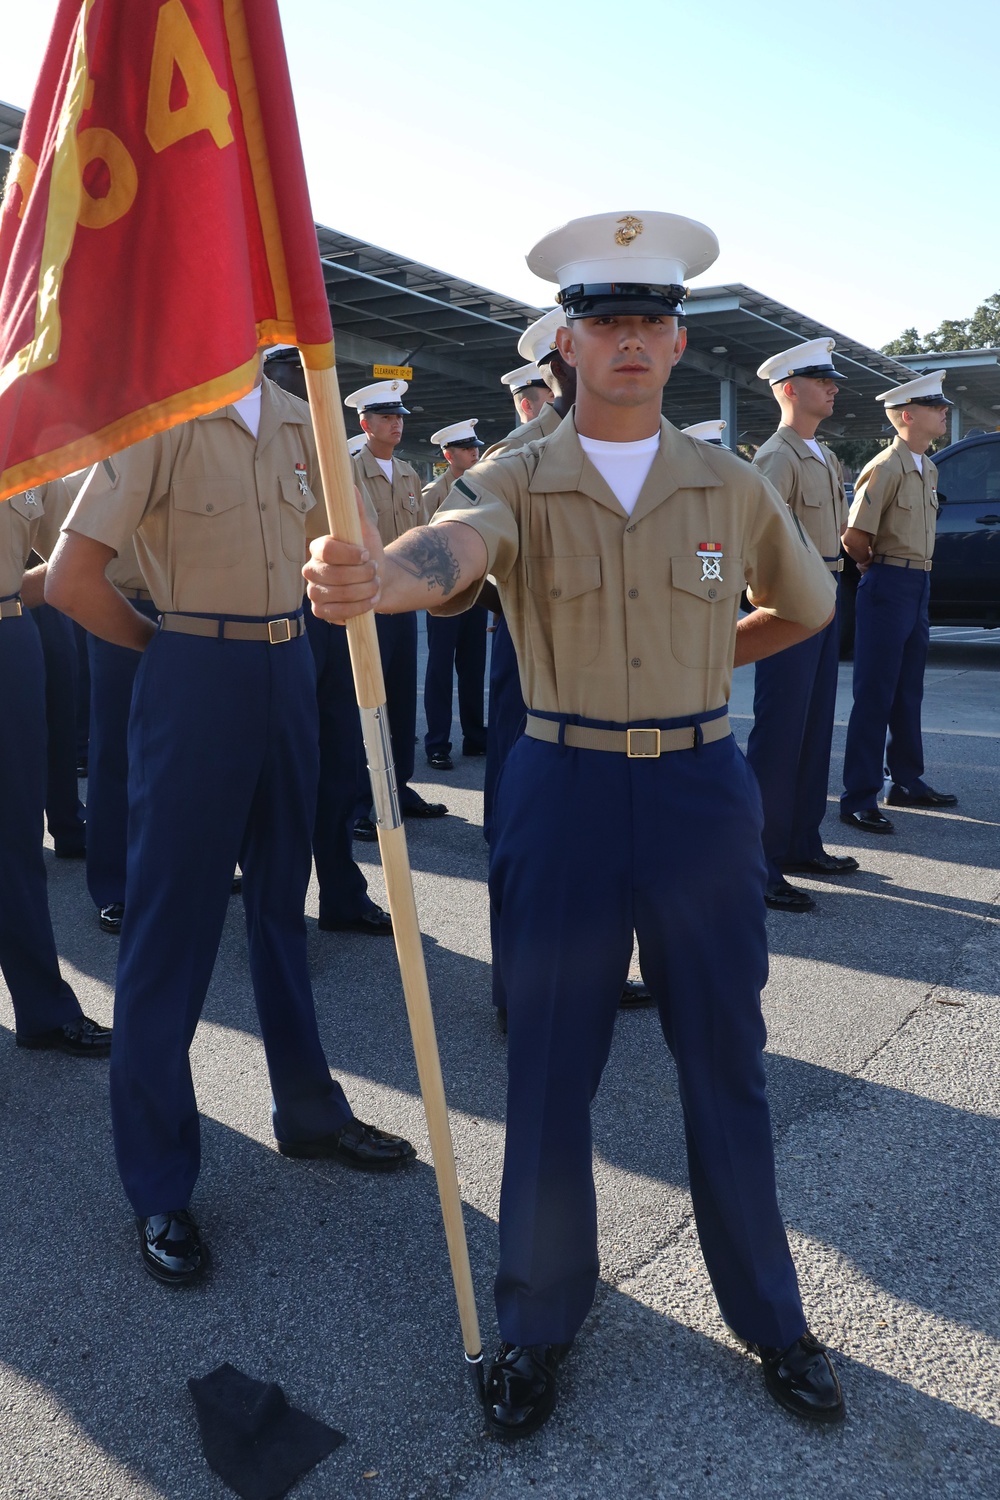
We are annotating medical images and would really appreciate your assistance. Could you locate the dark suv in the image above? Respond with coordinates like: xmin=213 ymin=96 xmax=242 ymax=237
xmin=839 ymin=430 xmax=1000 ymax=653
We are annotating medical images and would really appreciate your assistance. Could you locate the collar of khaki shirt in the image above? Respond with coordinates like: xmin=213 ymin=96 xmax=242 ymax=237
xmin=526 ymin=407 xmax=725 ymax=524
xmin=891 ymin=433 xmax=934 ymax=478
xmin=201 ymin=378 xmax=309 ymax=448
xmin=776 ymin=425 xmax=832 ymax=467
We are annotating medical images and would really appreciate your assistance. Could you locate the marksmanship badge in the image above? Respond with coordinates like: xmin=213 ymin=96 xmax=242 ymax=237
xmin=295 ymin=462 xmax=308 ymax=496
xmin=697 ymin=542 xmax=723 ymax=581
xmin=614 ymin=215 xmax=643 ymax=246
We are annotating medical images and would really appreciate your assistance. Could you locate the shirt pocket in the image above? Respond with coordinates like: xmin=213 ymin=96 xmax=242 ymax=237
xmin=525 ymin=554 xmax=602 ymax=668
xmin=170 ymin=478 xmax=245 ymax=569
xmin=8 ymin=490 xmax=42 ymax=521
xmin=669 ymin=555 xmax=745 ymax=668
xmin=278 ymin=473 xmax=317 ymax=561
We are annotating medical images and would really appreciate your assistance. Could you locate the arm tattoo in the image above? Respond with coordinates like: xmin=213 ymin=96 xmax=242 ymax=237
xmin=391 ymin=527 xmax=461 ymax=596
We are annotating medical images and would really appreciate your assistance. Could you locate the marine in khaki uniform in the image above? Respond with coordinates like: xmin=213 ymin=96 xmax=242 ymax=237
xmin=263 ymin=346 xmax=392 ymax=938
xmin=420 ymin=419 xmax=488 ymax=771
xmin=500 ymin=361 xmax=555 ymax=427
xmin=483 ymin=311 xmax=578 ymax=846
xmin=46 ymin=364 xmax=415 ymax=1287
xmin=305 ymin=210 xmax=845 ymax=1434
xmin=745 ymin=339 xmax=858 ymax=912
xmin=345 ymin=378 xmax=446 ymax=837
xmin=0 ymin=479 xmax=111 ymax=1057
xmin=840 ymin=370 xmax=956 ymax=830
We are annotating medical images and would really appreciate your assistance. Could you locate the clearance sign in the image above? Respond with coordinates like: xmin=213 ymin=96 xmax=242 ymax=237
xmin=0 ymin=0 xmax=334 ymax=501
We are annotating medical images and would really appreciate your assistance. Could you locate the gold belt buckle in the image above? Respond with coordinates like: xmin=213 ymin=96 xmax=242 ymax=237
xmin=267 ymin=617 xmax=292 ymax=644
xmin=626 ymin=727 xmax=660 ymax=758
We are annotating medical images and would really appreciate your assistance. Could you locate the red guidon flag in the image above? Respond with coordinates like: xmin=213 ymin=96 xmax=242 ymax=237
xmin=0 ymin=0 xmax=333 ymax=501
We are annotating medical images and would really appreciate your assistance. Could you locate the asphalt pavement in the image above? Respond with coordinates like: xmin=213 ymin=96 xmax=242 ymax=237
xmin=2 ymin=625 xmax=999 ymax=1500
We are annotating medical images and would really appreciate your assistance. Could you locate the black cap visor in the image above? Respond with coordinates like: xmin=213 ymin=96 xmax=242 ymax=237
xmin=558 ymin=283 xmax=686 ymax=319
xmin=441 ymin=438 xmax=484 ymax=450
xmin=360 ymin=402 xmax=409 ymax=415
xmin=774 ymin=363 xmax=848 ymax=383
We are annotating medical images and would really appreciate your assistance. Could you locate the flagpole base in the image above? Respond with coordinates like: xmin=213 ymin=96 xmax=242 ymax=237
xmin=465 ymin=1350 xmax=485 ymax=1406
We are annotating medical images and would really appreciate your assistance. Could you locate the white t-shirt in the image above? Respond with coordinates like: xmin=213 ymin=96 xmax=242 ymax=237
xmin=911 ymin=452 xmax=923 ymax=474
xmin=803 ymin=437 xmax=827 ymax=465
xmin=233 ymin=385 xmax=262 ymax=439
xmin=374 ymin=456 xmax=394 ymax=484
xmin=578 ymin=433 xmax=660 ymax=516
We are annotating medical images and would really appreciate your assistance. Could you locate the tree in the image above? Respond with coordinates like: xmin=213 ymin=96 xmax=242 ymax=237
xmin=882 ymin=290 xmax=1000 ymax=355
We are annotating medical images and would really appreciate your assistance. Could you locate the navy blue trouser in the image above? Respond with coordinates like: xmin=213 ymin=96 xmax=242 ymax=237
xmin=74 ymin=621 xmax=90 ymax=766
xmin=483 ymin=614 xmax=525 ymax=846
xmin=746 ymin=588 xmax=840 ymax=883
xmin=31 ymin=602 xmax=86 ymax=854
xmin=489 ymin=720 xmax=806 ymax=1350
xmin=355 ymin=610 xmax=420 ymax=816
xmin=423 ymin=608 xmax=488 ymax=756
xmin=482 ymin=614 xmax=528 ymax=1012
xmin=841 ymin=565 xmax=930 ymax=814
xmin=85 ymin=599 xmax=160 ymax=909
xmin=111 ymin=620 xmax=352 ymax=1215
xmin=303 ymin=599 xmax=371 ymax=923
xmin=0 ymin=606 xmax=82 ymax=1035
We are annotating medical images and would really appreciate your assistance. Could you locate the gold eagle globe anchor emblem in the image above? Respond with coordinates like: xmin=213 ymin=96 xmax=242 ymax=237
xmin=614 ymin=216 xmax=644 ymax=247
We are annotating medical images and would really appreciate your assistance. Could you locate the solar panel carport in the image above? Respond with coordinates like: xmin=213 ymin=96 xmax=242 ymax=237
xmin=3 ymin=97 xmax=980 ymax=471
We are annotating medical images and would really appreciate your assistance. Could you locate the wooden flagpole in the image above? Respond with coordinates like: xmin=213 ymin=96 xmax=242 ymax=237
xmin=304 ymin=359 xmax=484 ymax=1398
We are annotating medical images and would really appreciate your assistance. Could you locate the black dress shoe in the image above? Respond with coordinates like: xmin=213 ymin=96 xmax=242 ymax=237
xmin=426 ymin=750 xmax=454 ymax=771
xmin=277 ymin=1119 xmax=416 ymax=1171
xmin=16 ymin=1015 xmax=112 ymax=1057
xmin=99 ymin=902 xmax=125 ymax=935
xmin=484 ymin=1342 xmax=571 ymax=1439
xmin=765 ymin=879 xmax=816 ymax=913
xmin=620 ymin=978 xmax=654 ymax=1008
xmin=841 ymin=808 xmax=894 ymax=834
xmin=318 ymin=904 xmax=393 ymax=936
xmin=885 ymin=782 xmax=958 ymax=808
xmin=353 ymin=816 xmax=378 ymax=842
xmin=781 ymin=853 xmax=859 ymax=876
xmin=54 ymin=842 xmax=86 ymax=859
xmin=137 ymin=1209 xmax=206 ymax=1285
xmin=748 ymin=1333 xmax=844 ymax=1423
xmin=402 ymin=796 xmax=447 ymax=819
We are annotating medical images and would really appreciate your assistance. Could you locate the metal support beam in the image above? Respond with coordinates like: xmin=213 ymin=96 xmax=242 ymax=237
xmin=719 ymin=380 xmax=738 ymax=451
xmin=951 ymin=406 xmax=963 ymax=445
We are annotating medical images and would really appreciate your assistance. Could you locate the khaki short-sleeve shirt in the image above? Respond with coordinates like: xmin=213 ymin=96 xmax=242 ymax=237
xmin=753 ymin=426 xmax=847 ymax=563
xmin=1 ymin=478 xmax=72 ymax=594
xmin=63 ymin=379 xmax=324 ymax=616
xmin=352 ymin=448 xmax=424 ymax=545
xmin=481 ymin=400 xmax=560 ymax=461
xmin=847 ymin=436 xmax=939 ymax=563
xmin=429 ymin=414 xmax=835 ymax=722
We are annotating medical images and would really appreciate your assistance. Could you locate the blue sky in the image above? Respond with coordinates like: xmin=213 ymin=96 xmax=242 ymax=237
xmin=2 ymin=0 xmax=995 ymax=349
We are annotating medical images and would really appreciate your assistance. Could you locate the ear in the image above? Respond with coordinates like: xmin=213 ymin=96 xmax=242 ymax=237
xmin=671 ymin=325 xmax=688 ymax=367
xmin=555 ymin=324 xmax=577 ymax=368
